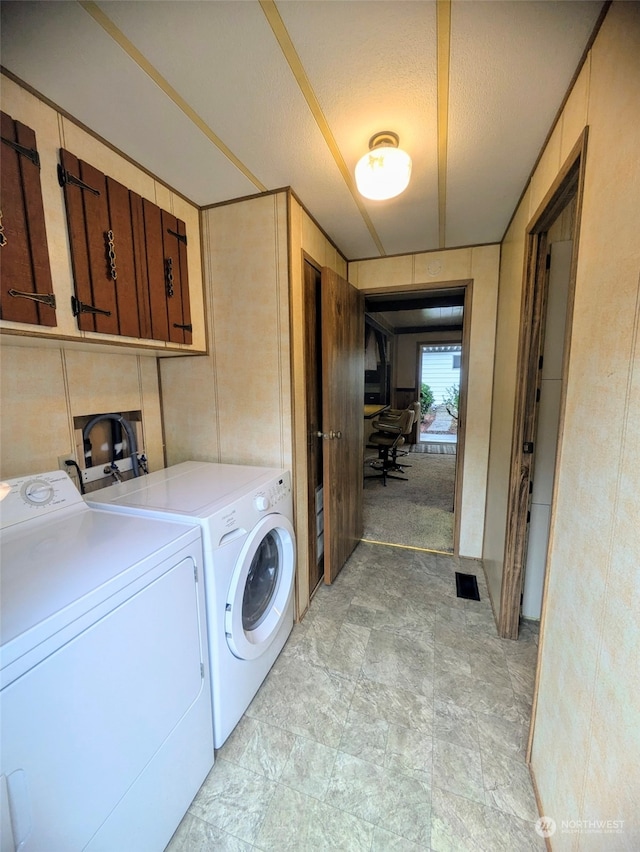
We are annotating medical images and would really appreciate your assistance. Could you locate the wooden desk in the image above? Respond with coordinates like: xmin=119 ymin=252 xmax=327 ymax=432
xmin=364 ymin=404 xmax=389 ymax=448
xmin=364 ymin=403 xmax=390 ymax=420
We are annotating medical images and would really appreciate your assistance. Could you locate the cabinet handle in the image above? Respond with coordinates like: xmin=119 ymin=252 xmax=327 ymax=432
xmin=8 ymin=289 xmax=56 ymax=308
xmin=105 ymin=229 xmax=117 ymax=280
xmin=0 ymin=209 xmax=6 ymax=247
xmin=173 ymin=322 xmax=192 ymax=332
xmin=165 ymin=257 xmax=174 ymax=298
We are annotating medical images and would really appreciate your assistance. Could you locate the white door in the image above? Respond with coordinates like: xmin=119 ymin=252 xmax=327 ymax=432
xmin=225 ymin=514 xmax=295 ymax=660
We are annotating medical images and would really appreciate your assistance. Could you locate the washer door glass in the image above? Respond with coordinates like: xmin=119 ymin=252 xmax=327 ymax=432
xmin=225 ymin=514 xmax=296 ymax=661
xmin=243 ymin=531 xmax=280 ymax=631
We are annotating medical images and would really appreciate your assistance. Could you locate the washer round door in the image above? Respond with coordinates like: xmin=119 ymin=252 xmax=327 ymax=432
xmin=225 ymin=514 xmax=296 ymax=660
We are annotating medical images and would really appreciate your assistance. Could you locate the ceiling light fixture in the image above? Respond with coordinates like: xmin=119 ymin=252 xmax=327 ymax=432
xmin=354 ymin=131 xmax=412 ymax=201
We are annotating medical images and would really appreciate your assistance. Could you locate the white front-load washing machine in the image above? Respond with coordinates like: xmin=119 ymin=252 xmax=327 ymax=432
xmin=86 ymin=461 xmax=296 ymax=747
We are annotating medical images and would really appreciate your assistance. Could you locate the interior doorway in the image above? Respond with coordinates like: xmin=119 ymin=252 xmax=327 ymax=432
xmin=361 ymin=283 xmax=471 ymax=554
xmin=500 ymin=129 xmax=588 ymax=641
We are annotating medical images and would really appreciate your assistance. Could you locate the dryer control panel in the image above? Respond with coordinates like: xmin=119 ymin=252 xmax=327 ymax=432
xmin=0 ymin=470 xmax=83 ymax=529
xmin=253 ymin=475 xmax=291 ymax=513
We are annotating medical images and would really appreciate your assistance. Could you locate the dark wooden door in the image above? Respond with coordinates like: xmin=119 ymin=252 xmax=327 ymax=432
xmin=0 ymin=112 xmax=55 ymax=326
xmin=321 ymin=267 xmax=364 ymax=583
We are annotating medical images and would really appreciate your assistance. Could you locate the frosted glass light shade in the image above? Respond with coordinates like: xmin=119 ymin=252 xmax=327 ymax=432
xmin=355 ymin=145 xmax=412 ymax=200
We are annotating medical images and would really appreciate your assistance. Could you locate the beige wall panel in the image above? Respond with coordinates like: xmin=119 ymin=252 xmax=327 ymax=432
xmin=413 ymin=248 xmax=472 ymax=285
xmin=349 ymin=254 xmax=413 ymax=290
xmin=205 ymin=194 xmax=291 ymax=470
xmin=0 ymin=346 xmax=70 ymax=477
xmin=64 ymin=349 xmax=144 ymax=417
xmin=529 ymin=121 xmax=562 ymax=222
xmin=136 ymin=355 xmax=164 ymax=472
xmin=531 ymin=2 xmax=640 ymax=841
xmin=161 ymin=355 xmax=220 ymax=466
xmin=482 ymin=191 xmax=530 ymax=612
xmin=152 ymin=181 xmax=173 ymax=213
xmin=459 ymin=245 xmax=500 ymax=556
xmin=581 ymin=390 xmax=640 ymax=848
xmin=301 ymin=210 xmax=330 ymax=268
xmin=560 ymin=56 xmax=590 ymax=164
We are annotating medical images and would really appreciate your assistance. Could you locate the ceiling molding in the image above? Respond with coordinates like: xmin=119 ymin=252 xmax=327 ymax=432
xmin=78 ymin=0 xmax=268 ymax=192
xmin=260 ymin=0 xmax=387 ymax=257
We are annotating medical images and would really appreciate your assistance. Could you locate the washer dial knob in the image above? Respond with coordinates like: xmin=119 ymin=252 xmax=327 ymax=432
xmin=23 ymin=479 xmax=54 ymax=505
xmin=254 ymin=495 xmax=270 ymax=512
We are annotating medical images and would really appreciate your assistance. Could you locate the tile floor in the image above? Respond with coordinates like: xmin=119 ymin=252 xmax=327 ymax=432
xmin=165 ymin=542 xmax=544 ymax=851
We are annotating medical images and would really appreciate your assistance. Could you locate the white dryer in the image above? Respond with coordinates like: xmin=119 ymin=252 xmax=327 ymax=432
xmin=86 ymin=461 xmax=296 ymax=748
xmin=0 ymin=470 xmax=213 ymax=851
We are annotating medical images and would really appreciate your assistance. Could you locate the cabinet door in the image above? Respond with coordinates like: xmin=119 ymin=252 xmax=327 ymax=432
xmin=105 ymin=176 xmax=144 ymax=339
xmin=142 ymin=197 xmax=170 ymax=342
xmin=0 ymin=111 xmax=56 ymax=326
xmin=61 ymin=149 xmax=192 ymax=344
xmin=142 ymin=200 xmax=192 ymax=345
xmin=162 ymin=210 xmax=192 ymax=344
xmin=59 ymin=149 xmax=117 ymax=333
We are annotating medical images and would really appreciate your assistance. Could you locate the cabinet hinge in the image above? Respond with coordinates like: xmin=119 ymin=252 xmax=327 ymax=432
xmin=71 ymin=296 xmax=111 ymax=317
xmin=538 ymin=355 xmax=544 ymax=370
xmin=529 ymin=480 xmax=534 ymax=494
xmin=1 ymin=136 xmax=40 ymax=168
xmin=57 ymin=164 xmax=100 ymax=196
xmin=527 ymin=510 xmax=531 ymax=523
xmin=8 ymin=289 xmax=56 ymax=309
xmin=536 ymin=388 xmax=541 ymax=402
xmin=546 ymin=252 xmax=552 ymax=270
xmin=194 ymin=565 xmax=198 ymax=582
xmin=166 ymin=227 xmax=187 ymax=245
xmin=200 ymin=663 xmax=205 ymax=679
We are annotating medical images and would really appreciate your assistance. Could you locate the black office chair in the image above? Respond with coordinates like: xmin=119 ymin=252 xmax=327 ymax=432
xmin=365 ymin=406 xmax=415 ymax=486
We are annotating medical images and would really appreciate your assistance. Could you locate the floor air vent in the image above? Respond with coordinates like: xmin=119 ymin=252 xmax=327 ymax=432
xmin=455 ymin=572 xmax=480 ymax=601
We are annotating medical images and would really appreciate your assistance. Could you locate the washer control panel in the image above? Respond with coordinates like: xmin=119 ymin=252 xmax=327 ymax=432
xmin=0 ymin=470 xmax=83 ymax=529
xmin=253 ymin=475 xmax=291 ymax=513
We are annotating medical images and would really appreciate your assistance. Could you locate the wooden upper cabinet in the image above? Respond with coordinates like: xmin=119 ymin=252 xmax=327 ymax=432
xmin=0 ymin=111 xmax=56 ymax=326
xmin=59 ymin=149 xmax=191 ymax=343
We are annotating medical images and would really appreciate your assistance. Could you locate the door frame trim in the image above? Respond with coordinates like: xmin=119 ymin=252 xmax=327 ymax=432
xmin=499 ymin=128 xmax=589 ymax=640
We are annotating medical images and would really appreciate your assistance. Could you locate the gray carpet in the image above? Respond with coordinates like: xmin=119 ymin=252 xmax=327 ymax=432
xmin=410 ymin=442 xmax=456 ymax=455
xmin=363 ymin=452 xmax=456 ymax=552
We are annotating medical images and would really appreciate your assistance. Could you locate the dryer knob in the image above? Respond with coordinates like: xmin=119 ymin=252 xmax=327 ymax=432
xmin=254 ymin=495 xmax=270 ymax=511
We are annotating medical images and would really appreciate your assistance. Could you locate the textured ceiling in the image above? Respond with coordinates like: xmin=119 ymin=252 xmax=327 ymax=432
xmin=0 ymin=0 xmax=604 ymax=260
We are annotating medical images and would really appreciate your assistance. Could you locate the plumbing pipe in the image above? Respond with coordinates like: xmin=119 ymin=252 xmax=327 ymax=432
xmin=82 ymin=413 xmax=140 ymax=477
